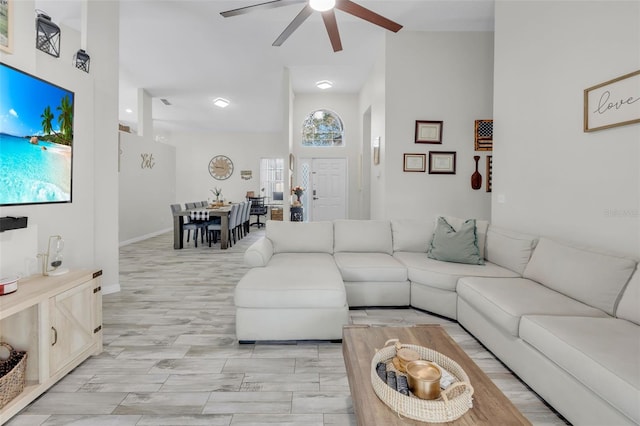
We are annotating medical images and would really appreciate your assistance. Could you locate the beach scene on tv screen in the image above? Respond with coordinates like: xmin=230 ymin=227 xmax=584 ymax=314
xmin=0 ymin=64 xmax=73 ymax=205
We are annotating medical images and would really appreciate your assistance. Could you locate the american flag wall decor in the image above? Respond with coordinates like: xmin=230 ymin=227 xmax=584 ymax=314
xmin=474 ymin=119 xmax=493 ymax=151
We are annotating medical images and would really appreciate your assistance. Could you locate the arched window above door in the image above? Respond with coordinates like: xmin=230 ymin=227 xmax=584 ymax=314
xmin=301 ymin=109 xmax=344 ymax=147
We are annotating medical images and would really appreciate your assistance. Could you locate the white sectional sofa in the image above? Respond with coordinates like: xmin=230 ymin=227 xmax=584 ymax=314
xmin=237 ymin=218 xmax=640 ymax=425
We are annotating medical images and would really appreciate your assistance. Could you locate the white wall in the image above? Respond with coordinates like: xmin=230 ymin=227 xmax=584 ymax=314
xmin=118 ymin=131 xmax=176 ymax=244
xmin=383 ymin=31 xmax=494 ymax=221
xmin=292 ymin=93 xmax=361 ymax=218
xmin=0 ymin=1 xmax=119 ymax=290
xmin=169 ymin=132 xmax=286 ymax=206
xmin=359 ymin=46 xmax=387 ymax=220
xmin=493 ymin=1 xmax=640 ymax=257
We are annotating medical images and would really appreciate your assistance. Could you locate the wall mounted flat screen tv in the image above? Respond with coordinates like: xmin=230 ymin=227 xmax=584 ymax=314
xmin=0 ymin=62 xmax=74 ymax=206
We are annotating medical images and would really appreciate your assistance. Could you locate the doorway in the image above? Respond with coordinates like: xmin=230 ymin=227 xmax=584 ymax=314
xmin=298 ymin=158 xmax=347 ymax=221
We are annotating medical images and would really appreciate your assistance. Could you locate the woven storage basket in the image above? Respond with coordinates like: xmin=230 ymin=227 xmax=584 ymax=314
xmin=0 ymin=342 xmax=27 ymax=409
xmin=371 ymin=339 xmax=474 ymax=423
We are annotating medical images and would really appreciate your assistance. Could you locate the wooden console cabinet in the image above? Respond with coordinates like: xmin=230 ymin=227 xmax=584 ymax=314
xmin=0 ymin=269 xmax=103 ymax=425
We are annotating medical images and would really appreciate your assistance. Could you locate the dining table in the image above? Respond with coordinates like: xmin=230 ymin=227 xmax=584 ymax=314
xmin=172 ymin=205 xmax=233 ymax=249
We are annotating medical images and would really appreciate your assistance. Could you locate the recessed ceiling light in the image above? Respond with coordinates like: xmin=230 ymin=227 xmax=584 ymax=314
xmin=310 ymin=0 xmax=335 ymax=12
xmin=213 ymin=97 xmax=230 ymax=108
xmin=316 ymin=80 xmax=333 ymax=90
xmin=125 ymin=108 xmax=133 ymax=113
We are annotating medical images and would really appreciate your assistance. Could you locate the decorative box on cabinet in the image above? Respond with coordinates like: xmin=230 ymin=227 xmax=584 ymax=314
xmin=270 ymin=207 xmax=283 ymax=221
xmin=0 ymin=269 xmax=102 ymax=425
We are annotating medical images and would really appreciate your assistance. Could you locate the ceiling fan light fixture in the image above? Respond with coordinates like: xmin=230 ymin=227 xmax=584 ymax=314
xmin=316 ymin=80 xmax=333 ymax=90
xmin=213 ymin=97 xmax=230 ymax=108
xmin=309 ymin=0 xmax=335 ymax=12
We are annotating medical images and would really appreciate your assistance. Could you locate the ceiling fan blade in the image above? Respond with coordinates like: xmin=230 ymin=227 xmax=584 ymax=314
xmin=220 ymin=0 xmax=302 ymax=18
xmin=272 ymin=4 xmax=314 ymax=47
xmin=322 ymin=10 xmax=343 ymax=52
xmin=335 ymin=0 xmax=403 ymax=33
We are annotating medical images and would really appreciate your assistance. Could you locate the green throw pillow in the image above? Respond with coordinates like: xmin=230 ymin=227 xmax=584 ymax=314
xmin=427 ymin=217 xmax=484 ymax=265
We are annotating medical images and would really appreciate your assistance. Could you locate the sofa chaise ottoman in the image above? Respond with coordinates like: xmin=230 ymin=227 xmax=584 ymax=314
xmin=236 ymin=221 xmax=348 ymax=341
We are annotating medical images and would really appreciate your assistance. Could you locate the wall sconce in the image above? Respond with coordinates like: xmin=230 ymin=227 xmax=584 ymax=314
xmin=74 ymin=49 xmax=90 ymax=73
xmin=36 ymin=13 xmax=60 ymax=57
xmin=373 ymin=137 xmax=380 ymax=165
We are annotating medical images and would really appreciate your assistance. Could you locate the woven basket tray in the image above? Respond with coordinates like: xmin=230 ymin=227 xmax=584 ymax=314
xmin=371 ymin=339 xmax=474 ymax=423
xmin=0 ymin=342 xmax=27 ymax=409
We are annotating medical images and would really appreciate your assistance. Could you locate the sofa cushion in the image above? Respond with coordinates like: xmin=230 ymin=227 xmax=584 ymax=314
xmin=427 ymin=217 xmax=484 ymax=265
xmin=485 ymin=226 xmax=537 ymax=275
xmin=391 ymin=219 xmax=433 ymax=253
xmin=334 ymin=252 xmax=407 ymax=282
xmin=437 ymin=215 xmax=489 ymax=259
xmin=394 ymin=252 xmax=519 ymax=291
xmin=244 ymin=237 xmax=274 ymax=267
xmin=520 ymin=315 xmax=640 ymax=424
xmin=235 ymin=253 xmax=346 ymax=308
xmin=523 ymin=238 xmax=637 ymax=315
xmin=334 ymin=220 xmax=393 ymax=254
xmin=456 ymin=277 xmax=610 ymax=337
xmin=616 ymin=268 xmax=640 ymax=325
xmin=266 ymin=220 xmax=334 ymax=254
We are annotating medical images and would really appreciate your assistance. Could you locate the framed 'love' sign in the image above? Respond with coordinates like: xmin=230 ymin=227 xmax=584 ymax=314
xmin=584 ymin=70 xmax=640 ymax=132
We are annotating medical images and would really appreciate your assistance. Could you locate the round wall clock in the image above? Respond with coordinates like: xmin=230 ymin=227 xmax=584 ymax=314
xmin=209 ymin=155 xmax=234 ymax=180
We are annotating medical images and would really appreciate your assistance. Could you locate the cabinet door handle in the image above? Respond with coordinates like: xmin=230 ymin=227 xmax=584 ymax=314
xmin=51 ymin=326 xmax=58 ymax=346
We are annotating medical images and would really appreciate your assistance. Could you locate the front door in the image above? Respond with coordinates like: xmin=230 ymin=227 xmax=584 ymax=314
xmin=310 ymin=158 xmax=347 ymax=221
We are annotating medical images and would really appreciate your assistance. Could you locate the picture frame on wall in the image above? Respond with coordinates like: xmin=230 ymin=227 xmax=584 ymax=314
xmin=0 ymin=0 xmax=13 ymax=54
xmin=584 ymin=70 xmax=640 ymax=132
xmin=428 ymin=151 xmax=456 ymax=174
xmin=474 ymin=119 xmax=493 ymax=151
xmin=403 ymin=153 xmax=426 ymax=172
xmin=415 ymin=120 xmax=443 ymax=144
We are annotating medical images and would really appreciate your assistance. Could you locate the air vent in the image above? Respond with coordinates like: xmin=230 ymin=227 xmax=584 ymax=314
xmin=160 ymin=98 xmax=172 ymax=106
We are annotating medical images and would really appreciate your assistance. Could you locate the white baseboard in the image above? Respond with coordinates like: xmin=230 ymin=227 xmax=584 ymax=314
xmin=102 ymin=283 xmax=121 ymax=295
xmin=119 ymin=228 xmax=172 ymax=247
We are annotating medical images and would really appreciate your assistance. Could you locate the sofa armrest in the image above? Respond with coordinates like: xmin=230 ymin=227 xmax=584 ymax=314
xmin=244 ymin=237 xmax=274 ymax=267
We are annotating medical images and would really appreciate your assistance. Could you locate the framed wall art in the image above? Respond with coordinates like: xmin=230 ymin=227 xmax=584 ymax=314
xmin=474 ymin=119 xmax=493 ymax=151
xmin=486 ymin=155 xmax=493 ymax=192
xmin=0 ymin=0 xmax=12 ymax=54
xmin=428 ymin=151 xmax=456 ymax=174
xmin=415 ymin=120 xmax=443 ymax=144
xmin=403 ymin=153 xmax=426 ymax=172
xmin=584 ymin=70 xmax=640 ymax=132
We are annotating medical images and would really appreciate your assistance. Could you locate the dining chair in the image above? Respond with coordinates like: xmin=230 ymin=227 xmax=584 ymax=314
xmin=185 ymin=202 xmax=207 ymax=246
xmin=227 ymin=203 xmax=240 ymax=246
xmin=207 ymin=221 xmax=222 ymax=247
xmin=238 ymin=201 xmax=249 ymax=239
xmin=242 ymin=200 xmax=251 ymax=235
xmin=171 ymin=204 xmax=202 ymax=248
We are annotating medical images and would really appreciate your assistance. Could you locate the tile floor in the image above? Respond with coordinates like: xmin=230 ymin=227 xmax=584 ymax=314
xmin=7 ymin=228 xmax=569 ymax=426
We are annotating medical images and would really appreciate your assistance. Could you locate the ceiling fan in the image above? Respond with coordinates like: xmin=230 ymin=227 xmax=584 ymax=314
xmin=220 ymin=0 xmax=403 ymax=52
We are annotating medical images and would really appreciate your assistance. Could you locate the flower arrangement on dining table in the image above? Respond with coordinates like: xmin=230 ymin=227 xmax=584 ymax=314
xmin=210 ymin=187 xmax=223 ymax=205
xmin=292 ymin=185 xmax=304 ymax=205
